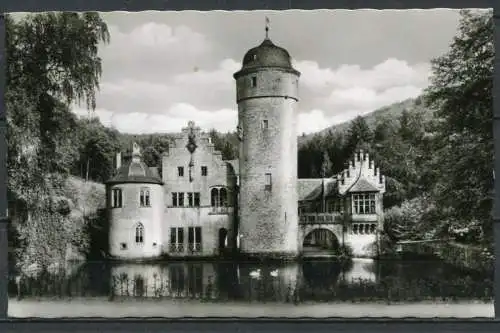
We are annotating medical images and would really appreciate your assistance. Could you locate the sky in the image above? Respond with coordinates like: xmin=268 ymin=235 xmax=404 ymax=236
xmin=65 ymin=9 xmax=471 ymax=135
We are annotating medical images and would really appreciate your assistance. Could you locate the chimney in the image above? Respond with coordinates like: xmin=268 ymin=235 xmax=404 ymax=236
xmin=116 ymin=152 xmax=122 ymax=170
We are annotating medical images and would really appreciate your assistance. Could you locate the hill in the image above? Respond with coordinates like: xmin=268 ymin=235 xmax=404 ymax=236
xmin=298 ymin=96 xmax=434 ymax=145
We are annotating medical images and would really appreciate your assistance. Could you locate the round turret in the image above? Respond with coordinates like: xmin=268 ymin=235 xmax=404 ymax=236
xmin=105 ymin=143 xmax=164 ymax=260
xmin=234 ymin=29 xmax=300 ymax=259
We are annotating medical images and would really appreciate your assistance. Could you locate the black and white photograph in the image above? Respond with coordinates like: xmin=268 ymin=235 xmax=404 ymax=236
xmin=5 ymin=8 xmax=495 ymax=318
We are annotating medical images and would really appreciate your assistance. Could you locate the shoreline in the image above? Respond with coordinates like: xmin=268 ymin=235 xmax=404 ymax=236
xmin=8 ymin=298 xmax=494 ymax=318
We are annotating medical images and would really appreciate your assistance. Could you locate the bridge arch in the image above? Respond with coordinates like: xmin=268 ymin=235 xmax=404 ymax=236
xmin=301 ymin=227 xmax=341 ymax=255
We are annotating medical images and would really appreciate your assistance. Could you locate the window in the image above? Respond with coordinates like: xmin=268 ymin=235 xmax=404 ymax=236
xmin=120 ymin=243 xmax=127 ymax=250
xmin=111 ymin=188 xmax=122 ymax=208
xmin=220 ymin=188 xmax=227 ymax=206
xmin=170 ymin=227 xmax=184 ymax=253
xmin=261 ymin=119 xmax=269 ymax=130
xmin=172 ymin=192 xmax=185 ymax=207
xmin=265 ymin=173 xmax=272 ymax=191
xmin=188 ymin=227 xmax=202 ymax=252
xmin=201 ymin=166 xmax=208 ymax=176
xmin=351 ymin=223 xmax=377 ymax=235
xmin=353 ymin=193 xmax=376 ymax=214
xmin=135 ymin=223 xmax=144 ymax=244
xmin=251 ymin=76 xmax=257 ymax=87
xmin=186 ymin=192 xmax=200 ymax=207
xmin=211 ymin=187 xmax=228 ymax=207
xmin=210 ymin=187 xmax=228 ymax=213
xmin=326 ymin=199 xmax=344 ymax=213
xmin=139 ymin=188 xmax=151 ymax=207
xmin=178 ymin=166 xmax=184 ymax=177
xmin=211 ymin=188 xmax=219 ymax=207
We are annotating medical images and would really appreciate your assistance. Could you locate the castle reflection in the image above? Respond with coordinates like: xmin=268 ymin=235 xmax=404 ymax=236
xmin=109 ymin=259 xmax=379 ymax=301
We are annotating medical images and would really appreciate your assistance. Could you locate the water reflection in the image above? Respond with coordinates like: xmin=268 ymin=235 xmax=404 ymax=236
xmin=10 ymin=259 xmax=493 ymax=303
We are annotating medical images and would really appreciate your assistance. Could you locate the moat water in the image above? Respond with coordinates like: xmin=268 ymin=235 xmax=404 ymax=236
xmin=9 ymin=258 xmax=493 ymax=305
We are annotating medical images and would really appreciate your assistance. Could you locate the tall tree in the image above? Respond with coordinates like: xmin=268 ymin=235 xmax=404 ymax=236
xmin=423 ymin=9 xmax=494 ymax=241
xmin=6 ymin=12 xmax=111 ymax=267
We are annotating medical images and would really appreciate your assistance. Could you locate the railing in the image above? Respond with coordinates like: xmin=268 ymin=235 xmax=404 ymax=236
xmin=210 ymin=206 xmax=230 ymax=215
xmin=188 ymin=242 xmax=202 ymax=253
xmin=169 ymin=243 xmax=184 ymax=253
xmin=299 ymin=213 xmax=343 ymax=224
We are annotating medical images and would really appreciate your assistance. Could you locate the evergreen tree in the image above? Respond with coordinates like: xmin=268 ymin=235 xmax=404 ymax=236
xmin=424 ymin=9 xmax=494 ymax=241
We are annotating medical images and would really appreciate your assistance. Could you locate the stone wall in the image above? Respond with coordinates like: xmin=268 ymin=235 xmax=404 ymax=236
xmin=161 ymin=123 xmax=237 ymax=257
xmin=108 ymin=183 xmax=164 ymax=259
xmin=236 ymin=68 xmax=300 ymax=257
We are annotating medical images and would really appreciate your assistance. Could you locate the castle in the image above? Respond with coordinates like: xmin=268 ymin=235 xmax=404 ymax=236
xmin=105 ymin=29 xmax=386 ymax=260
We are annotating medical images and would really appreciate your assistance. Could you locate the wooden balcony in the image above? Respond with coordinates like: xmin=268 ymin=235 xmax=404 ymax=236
xmin=299 ymin=212 xmax=343 ymax=224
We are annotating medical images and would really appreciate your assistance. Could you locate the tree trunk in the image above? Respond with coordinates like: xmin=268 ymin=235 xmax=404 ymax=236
xmin=85 ymin=158 xmax=90 ymax=182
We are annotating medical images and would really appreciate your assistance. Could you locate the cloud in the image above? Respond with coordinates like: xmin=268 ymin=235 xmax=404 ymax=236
xmin=97 ymin=23 xmax=214 ymax=83
xmin=294 ymin=58 xmax=430 ymax=92
xmin=73 ymin=104 xmax=237 ymax=135
xmin=292 ymin=58 xmax=430 ymax=130
xmin=95 ymin=58 xmax=240 ymax=115
xmin=326 ymin=85 xmax=423 ymax=109
xmin=173 ymin=58 xmax=241 ymax=86
xmin=297 ymin=108 xmax=375 ymax=135
xmin=90 ymin=21 xmax=432 ymax=135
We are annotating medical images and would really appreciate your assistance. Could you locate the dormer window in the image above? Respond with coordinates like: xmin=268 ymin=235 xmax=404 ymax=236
xmin=251 ymin=76 xmax=257 ymax=87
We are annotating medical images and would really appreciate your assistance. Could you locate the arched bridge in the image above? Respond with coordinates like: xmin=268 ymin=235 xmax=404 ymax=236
xmin=298 ymin=213 xmax=345 ymax=258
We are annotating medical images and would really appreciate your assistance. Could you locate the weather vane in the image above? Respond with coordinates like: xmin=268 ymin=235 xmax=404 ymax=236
xmin=265 ymin=17 xmax=270 ymax=39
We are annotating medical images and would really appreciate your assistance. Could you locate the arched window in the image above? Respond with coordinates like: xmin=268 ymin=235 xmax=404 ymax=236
xmin=211 ymin=188 xmax=219 ymax=207
xmin=211 ymin=187 xmax=229 ymax=207
xmin=135 ymin=223 xmax=144 ymax=244
xmin=219 ymin=188 xmax=227 ymax=207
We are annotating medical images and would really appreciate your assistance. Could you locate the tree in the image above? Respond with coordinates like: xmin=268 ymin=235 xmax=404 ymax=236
xmin=6 ymin=12 xmax=111 ymax=268
xmin=423 ymin=9 xmax=494 ymax=241
xmin=344 ymin=116 xmax=373 ymax=158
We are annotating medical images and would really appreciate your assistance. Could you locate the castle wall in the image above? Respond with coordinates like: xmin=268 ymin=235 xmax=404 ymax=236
xmin=236 ymin=68 xmax=300 ymax=257
xmin=161 ymin=124 xmax=237 ymax=257
xmin=163 ymin=208 xmax=235 ymax=257
xmin=108 ymin=183 xmax=164 ymax=259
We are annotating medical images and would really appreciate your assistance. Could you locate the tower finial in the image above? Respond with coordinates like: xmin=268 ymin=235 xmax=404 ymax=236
xmin=265 ymin=16 xmax=270 ymax=39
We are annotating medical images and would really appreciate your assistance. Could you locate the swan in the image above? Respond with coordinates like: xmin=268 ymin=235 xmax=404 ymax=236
xmin=270 ymin=269 xmax=279 ymax=277
xmin=249 ymin=269 xmax=261 ymax=279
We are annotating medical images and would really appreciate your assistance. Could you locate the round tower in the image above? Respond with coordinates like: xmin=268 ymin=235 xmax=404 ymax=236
xmin=233 ymin=24 xmax=300 ymax=258
xmin=105 ymin=142 xmax=164 ymax=260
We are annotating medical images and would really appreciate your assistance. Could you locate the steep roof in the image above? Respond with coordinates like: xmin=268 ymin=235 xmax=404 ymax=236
xmin=105 ymin=142 xmax=163 ymax=186
xmin=297 ymin=178 xmax=338 ymax=201
xmin=106 ymin=161 xmax=163 ymax=185
xmin=348 ymin=177 xmax=379 ymax=193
